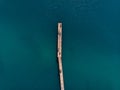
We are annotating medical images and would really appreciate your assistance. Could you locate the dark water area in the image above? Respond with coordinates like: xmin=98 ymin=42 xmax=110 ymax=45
xmin=0 ymin=0 xmax=120 ymax=90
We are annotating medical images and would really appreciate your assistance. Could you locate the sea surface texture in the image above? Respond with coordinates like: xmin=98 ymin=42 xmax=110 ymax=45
xmin=0 ymin=0 xmax=120 ymax=90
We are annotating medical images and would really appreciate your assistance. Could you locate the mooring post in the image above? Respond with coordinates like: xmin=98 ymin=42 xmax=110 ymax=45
xmin=57 ymin=23 xmax=65 ymax=90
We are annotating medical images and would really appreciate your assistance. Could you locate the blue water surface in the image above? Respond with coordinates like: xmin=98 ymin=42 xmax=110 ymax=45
xmin=0 ymin=0 xmax=120 ymax=90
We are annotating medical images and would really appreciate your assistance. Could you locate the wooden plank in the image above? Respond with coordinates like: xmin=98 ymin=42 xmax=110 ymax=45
xmin=57 ymin=23 xmax=65 ymax=90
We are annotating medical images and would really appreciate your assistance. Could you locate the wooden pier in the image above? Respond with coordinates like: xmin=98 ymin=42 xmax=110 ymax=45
xmin=57 ymin=23 xmax=65 ymax=90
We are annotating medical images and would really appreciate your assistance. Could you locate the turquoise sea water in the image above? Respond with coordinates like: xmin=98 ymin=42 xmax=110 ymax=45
xmin=0 ymin=0 xmax=120 ymax=90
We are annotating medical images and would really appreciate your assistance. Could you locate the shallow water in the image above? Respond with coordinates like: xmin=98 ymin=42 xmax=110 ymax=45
xmin=0 ymin=0 xmax=120 ymax=90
